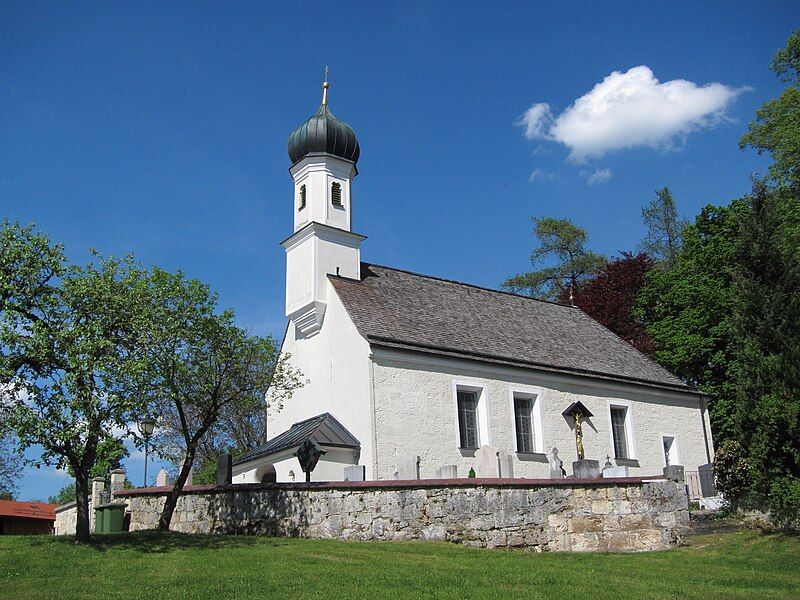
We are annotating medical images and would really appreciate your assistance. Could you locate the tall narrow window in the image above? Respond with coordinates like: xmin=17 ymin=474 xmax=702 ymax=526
xmin=331 ymin=181 xmax=342 ymax=206
xmin=610 ymin=407 xmax=629 ymax=459
xmin=514 ymin=396 xmax=535 ymax=453
xmin=298 ymin=184 xmax=306 ymax=211
xmin=457 ymin=390 xmax=479 ymax=449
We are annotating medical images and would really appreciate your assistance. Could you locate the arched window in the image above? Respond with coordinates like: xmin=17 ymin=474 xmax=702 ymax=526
xmin=298 ymin=184 xmax=306 ymax=211
xmin=331 ymin=181 xmax=342 ymax=207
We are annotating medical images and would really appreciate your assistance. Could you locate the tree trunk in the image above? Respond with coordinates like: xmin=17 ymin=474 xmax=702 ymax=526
xmin=157 ymin=447 xmax=196 ymax=531
xmin=74 ymin=474 xmax=91 ymax=543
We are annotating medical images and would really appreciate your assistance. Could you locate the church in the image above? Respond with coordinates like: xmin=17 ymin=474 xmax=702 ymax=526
xmin=232 ymin=80 xmax=714 ymax=484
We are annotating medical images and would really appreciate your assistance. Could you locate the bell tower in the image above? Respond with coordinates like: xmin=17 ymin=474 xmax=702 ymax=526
xmin=281 ymin=76 xmax=365 ymax=337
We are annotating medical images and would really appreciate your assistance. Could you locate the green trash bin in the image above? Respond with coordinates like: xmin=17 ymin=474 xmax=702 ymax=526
xmin=106 ymin=503 xmax=126 ymax=533
xmin=94 ymin=505 xmax=107 ymax=534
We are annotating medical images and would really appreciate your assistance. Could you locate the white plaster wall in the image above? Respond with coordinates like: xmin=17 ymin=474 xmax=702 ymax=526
xmin=290 ymin=155 xmax=355 ymax=232
xmin=370 ymin=348 xmax=713 ymax=480
xmin=265 ymin=281 xmax=373 ymax=482
xmin=233 ymin=448 xmax=359 ymax=484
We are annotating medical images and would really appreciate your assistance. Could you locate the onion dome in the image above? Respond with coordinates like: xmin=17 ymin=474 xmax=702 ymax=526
xmin=287 ymin=80 xmax=360 ymax=166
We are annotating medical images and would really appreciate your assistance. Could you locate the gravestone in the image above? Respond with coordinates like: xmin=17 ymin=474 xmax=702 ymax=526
xmin=549 ymin=447 xmax=565 ymax=479
xmin=474 ymin=445 xmax=500 ymax=478
xmin=698 ymin=463 xmax=716 ymax=497
xmin=395 ymin=454 xmax=420 ymax=480
xmin=572 ymin=459 xmax=601 ymax=479
xmin=343 ymin=465 xmax=366 ymax=481
xmin=156 ymin=468 xmax=170 ymax=487
xmin=498 ymin=450 xmax=514 ymax=478
xmin=216 ymin=453 xmax=232 ymax=486
xmin=435 ymin=464 xmax=458 ymax=479
xmin=602 ymin=466 xmax=629 ymax=478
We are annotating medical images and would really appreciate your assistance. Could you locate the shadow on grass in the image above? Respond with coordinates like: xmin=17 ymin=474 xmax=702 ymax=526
xmin=31 ymin=530 xmax=293 ymax=554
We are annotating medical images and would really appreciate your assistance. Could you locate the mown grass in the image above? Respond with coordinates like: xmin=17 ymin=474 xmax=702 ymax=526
xmin=1 ymin=529 xmax=798 ymax=599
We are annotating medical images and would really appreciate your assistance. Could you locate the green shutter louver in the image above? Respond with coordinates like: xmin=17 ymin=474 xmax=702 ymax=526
xmin=331 ymin=181 xmax=342 ymax=207
xmin=299 ymin=184 xmax=306 ymax=210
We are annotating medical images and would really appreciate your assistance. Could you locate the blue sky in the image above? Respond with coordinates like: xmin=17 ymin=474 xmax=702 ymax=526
xmin=1 ymin=2 xmax=793 ymax=500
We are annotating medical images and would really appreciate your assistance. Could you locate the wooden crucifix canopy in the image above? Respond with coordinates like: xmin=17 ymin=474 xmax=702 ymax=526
xmin=561 ymin=401 xmax=594 ymax=419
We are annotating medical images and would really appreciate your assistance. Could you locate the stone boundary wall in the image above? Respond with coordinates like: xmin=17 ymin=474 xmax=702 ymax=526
xmin=117 ymin=476 xmax=689 ymax=552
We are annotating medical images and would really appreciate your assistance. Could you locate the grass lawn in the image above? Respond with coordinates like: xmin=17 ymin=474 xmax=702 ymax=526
xmin=1 ymin=528 xmax=798 ymax=599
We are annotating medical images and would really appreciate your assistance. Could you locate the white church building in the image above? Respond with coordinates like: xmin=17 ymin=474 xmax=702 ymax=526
xmin=232 ymin=81 xmax=714 ymax=484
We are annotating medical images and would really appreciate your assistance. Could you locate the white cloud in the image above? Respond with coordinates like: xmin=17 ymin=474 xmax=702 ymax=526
xmin=586 ymin=168 xmax=613 ymax=185
xmin=517 ymin=103 xmax=553 ymax=140
xmin=518 ymin=66 xmax=747 ymax=161
xmin=528 ymin=168 xmax=554 ymax=181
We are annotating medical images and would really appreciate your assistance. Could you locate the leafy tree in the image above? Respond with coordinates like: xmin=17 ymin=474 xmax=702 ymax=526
xmin=85 ymin=437 xmax=128 ymax=479
xmin=0 ymin=431 xmax=21 ymax=499
xmin=562 ymin=252 xmax=656 ymax=354
xmin=503 ymin=217 xmax=607 ymax=301
xmin=740 ymin=29 xmax=800 ymax=187
xmin=0 ymin=222 xmax=151 ymax=542
xmin=638 ymin=187 xmax=688 ymax=268
xmin=730 ymin=181 xmax=800 ymax=526
xmin=48 ymin=482 xmax=76 ymax=506
xmin=637 ymin=201 xmax=747 ymax=440
xmin=138 ymin=269 xmax=302 ymax=531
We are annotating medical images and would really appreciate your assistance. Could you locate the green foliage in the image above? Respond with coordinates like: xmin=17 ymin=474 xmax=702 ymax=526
xmin=730 ymin=182 xmax=800 ymax=523
xmin=740 ymin=30 xmax=800 ymax=187
xmin=638 ymin=187 xmax=688 ymax=268
xmin=503 ymin=217 xmax=607 ymax=301
xmin=0 ymin=221 xmax=155 ymax=541
xmin=48 ymin=482 xmax=76 ymax=506
xmin=467 ymin=467 xmax=476 ymax=478
xmin=191 ymin=454 xmax=219 ymax=485
xmin=135 ymin=268 xmax=303 ymax=530
xmin=768 ymin=476 xmax=800 ymax=530
xmin=713 ymin=440 xmax=752 ymax=509
xmin=637 ymin=201 xmax=746 ymax=439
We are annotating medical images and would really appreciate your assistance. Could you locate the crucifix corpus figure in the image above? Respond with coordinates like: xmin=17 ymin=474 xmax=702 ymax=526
xmin=561 ymin=401 xmax=594 ymax=462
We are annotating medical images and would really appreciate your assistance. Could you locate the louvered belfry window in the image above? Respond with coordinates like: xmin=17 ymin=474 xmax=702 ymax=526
xmin=514 ymin=396 xmax=535 ymax=453
xmin=331 ymin=181 xmax=342 ymax=206
xmin=611 ymin=407 xmax=629 ymax=459
xmin=457 ymin=390 xmax=479 ymax=449
xmin=299 ymin=184 xmax=306 ymax=210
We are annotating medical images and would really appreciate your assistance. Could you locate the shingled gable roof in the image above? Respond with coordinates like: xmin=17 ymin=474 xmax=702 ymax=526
xmin=234 ymin=413 xmax=360 ymax=466
xmin=328 ymin=263 xmax=695 ymax=394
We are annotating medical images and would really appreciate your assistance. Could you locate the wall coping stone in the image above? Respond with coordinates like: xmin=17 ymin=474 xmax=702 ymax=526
xmin=116 ymin=475 xmax=667 ymax=498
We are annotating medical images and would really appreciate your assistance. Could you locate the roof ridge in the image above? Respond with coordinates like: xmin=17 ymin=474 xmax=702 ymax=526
xmin=360 ymin=262 xmax=576 ymax=309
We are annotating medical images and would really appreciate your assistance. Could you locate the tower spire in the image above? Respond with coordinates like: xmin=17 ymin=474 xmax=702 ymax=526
xmin=322 ymin=66 xmax=329 ymax=106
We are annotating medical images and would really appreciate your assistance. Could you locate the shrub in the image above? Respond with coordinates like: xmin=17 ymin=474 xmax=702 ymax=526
xmin=714 ymin=440 xmax=752 ymax=510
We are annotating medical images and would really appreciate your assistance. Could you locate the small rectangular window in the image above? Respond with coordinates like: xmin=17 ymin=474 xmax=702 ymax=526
xmin=514 ymin=396 xmax=535 ymax=453
xmin=457 ymin=390 xmax=479 ymax=449
xmin=610 ymin=407 xmax=628 ymax=459
xmin=298 ymin=184 xmax=306 ymax=211
xmin=331 ymin=181 xmax=342 ymax=207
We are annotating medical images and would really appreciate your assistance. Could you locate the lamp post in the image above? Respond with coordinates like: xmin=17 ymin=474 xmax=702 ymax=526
xmin=138 ymin=417 xmax=156 ymax=487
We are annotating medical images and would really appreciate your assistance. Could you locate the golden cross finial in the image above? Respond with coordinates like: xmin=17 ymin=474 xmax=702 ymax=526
xmin=322 ymin=66 xmax=330 ymax=106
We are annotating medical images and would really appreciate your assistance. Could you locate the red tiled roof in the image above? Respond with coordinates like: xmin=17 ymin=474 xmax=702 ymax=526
xmin=0 ymin=500 xmax=57 ymax=521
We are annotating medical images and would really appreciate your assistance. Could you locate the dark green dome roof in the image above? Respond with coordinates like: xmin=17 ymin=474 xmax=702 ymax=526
xmin=287 ymin=98 xmax=360 ymax=166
